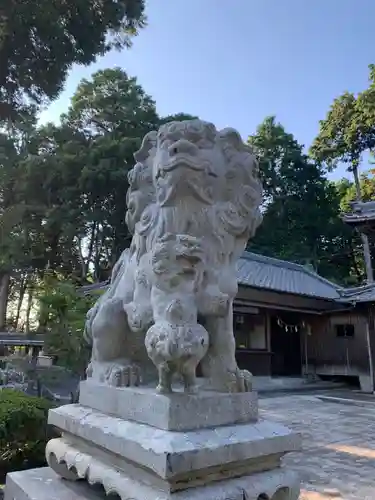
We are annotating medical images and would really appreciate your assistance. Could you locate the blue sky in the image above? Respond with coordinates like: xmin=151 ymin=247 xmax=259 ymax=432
xmin=39 ymin=0 xmax=375 ymax=181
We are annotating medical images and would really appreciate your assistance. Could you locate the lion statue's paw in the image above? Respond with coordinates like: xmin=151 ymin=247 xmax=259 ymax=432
xmin=200 ymin=367 xmax=253 ymax=393
xmin=86 ymin=362 xmax=93 ymax=379
xmin=234 ymin=368 xmax=253 ymax=392
xmin=106 ymin=363 xmax=141 ymax=387
xmin=217 ymin=368 xmax=253 ymax=393
xmin=86 ymin=360 xmax=141 ymax=387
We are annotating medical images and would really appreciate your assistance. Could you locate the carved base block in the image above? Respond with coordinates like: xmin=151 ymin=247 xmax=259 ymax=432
xmin=5 ymin=386 xmax=301 ymax=499
xmin=46 ymin=434 xmax=292 ymax=494
xmin=79 ymin=380 xmax=259 ymax=430
xmin=5 ymin=465 xmax=300 ymax=500
xmin=47 ymin=403 xmax=300 ymax=490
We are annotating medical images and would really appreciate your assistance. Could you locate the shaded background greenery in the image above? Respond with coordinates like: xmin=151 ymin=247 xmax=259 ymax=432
xmin=0 ymin=390 xmax=56 ymax=483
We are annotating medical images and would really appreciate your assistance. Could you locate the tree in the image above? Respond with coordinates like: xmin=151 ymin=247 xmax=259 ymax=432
xmin=0 ymin=66 xmax=198 ymax=330
xmin=248 ymin=117 xmax=360 ymax=284
xmin=0 ymin=113 xmax=88 ymax=329
xmin=61 ymin=68 xmax=198 ymax=275
xmin=9 ymin=69 xmax=198 ymax=290
xmin=17 ymin=123 xmax=89 ymax=276
xmin=337 ymin=172 xmax=375 ymax=211
xmin=0 ymin=0 xmax=146 ymax=119
xmin=310 ymin=67 xmax=375 ymax=283
xmin=334 ymin=173 xmax=375 ymax=281
xmin=60 ymin=68 xmax=159 ymax=273
xmin=0 ymin=114 xmax=41 ymax=328
xmin=39 ymin=275 xmax=95 ymax=377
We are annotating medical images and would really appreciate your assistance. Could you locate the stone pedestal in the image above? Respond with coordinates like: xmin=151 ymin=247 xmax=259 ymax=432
xmin=5 ymin=381 xmax=301 ymax=500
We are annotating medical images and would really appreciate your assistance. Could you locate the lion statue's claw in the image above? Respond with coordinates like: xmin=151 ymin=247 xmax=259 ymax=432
xmin=107 ymin=363 xmax=141 ymax=387
xmin=86 ymin=360 xmax=141 ymax=387
xmin=236 ymin=369 xmax=253 ymax=392
xmin=221 ymin=368 xmax=253 ymax=393
xmin=200 ymin=367 xmax=253 ymax=393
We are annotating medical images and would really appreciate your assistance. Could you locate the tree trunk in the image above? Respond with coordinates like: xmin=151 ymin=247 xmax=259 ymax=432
xmin=360 ymin=233 xmax=373 ymax=283
xmin=25 ymin=286 xmax=34 ymax=334
xmin=353 ymin=165 xmax=374 ymax=283
xmin=353 ymin=164 xmax=362 ymax=199
xmin=77 ymin=222 xmax=97 ymax=281
xmin=93 ymin=227 xmax=103 ymax=281
xmin=0 ymin=273 xmax=10 ymax=330
xmin=350 ymin=244 xmax=362 ymax=281
xmin=15 ymin=277 xmax=27 ymax=329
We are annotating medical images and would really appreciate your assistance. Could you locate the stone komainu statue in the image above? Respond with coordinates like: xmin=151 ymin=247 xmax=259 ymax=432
xmin=84 ymin=119 xmax=262 ymax=393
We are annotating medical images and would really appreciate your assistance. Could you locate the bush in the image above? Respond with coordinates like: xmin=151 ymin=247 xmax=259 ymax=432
xmin=0 ymin=390 xmax=54 ymax=482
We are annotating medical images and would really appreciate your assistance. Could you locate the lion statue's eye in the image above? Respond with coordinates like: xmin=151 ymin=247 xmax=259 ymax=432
xmin=197 ymin=137 xmax=214 ymax=150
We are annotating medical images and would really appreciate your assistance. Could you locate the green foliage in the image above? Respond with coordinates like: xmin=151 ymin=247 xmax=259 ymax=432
xmin=0 ymin=390 xmax=52 ymax=480
xmin=333 ymin=174 xmax=375 ymax=283
xmin=310 ymin=65 xmax=375 ymax=186
xmin=310 ymin=65 xmax=375 ymax=282
xmin=0 ymin=0 xmax=146 ymax=120
xmin=337 ymin=172 xmax=375 ymax=212
xmin=0 ymin=64 xmax=198 ymax=331
xmin=249 ymin=116 xmax=362 ymax=284
xmin=16 ymin=123 xmax=90 ymax=274
xmin=0 ymin=133 xmax=27 ymax=273
xmin=56 ymin=68 xmax=198 ymax=271
xmin=39 ymin=275 xmax=95 ymax=376
xmin=64 ymin=68 xmax=158 ymax=135
xmin=310 ymin=92 xmax=364 ymax=172
xmin=61 ymin=68 xmax=160 ymax=266
xmin=158 ymin=112 xmax=198 ymax=126
xmin=248 ymin=116 xmax=304 ymax=202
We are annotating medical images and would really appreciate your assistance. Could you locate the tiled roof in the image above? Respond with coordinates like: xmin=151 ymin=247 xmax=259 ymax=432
xmin=80 ymin=281 xmax=109 ymax=294
xmin=340 ymin=284 xmax=375 ymax=303
xmin=342 ymin=212 xmax=375 ymax=225
xmin=342 ymin=201 xmax=375 ymax=226
xmin=81 ymin=252 xmax=343 ymax=301
xmin=0 ymin=333 xmax=45 ymax=346
xmin=237 ymin=252 xmax=342 ymax=300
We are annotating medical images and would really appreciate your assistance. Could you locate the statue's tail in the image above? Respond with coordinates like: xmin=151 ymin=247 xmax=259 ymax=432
xmin=83 ymin=306 xmax=96 ymax=345
xmin=83 ymin=327 xmax=91 ymax=345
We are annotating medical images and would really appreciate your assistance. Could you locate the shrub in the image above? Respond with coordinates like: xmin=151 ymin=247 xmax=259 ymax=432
xmin=0 ymin=390 xmax=53 ymax=482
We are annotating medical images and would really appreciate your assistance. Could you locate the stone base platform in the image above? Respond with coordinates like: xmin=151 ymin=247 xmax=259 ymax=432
xmin=5 ymin=383 xmax=301 ymax=500
xmin=79 ymin=380 xmax=259 ymax=431
xmin=46 ymin=404 xmax=300 ymax=491
xmin=5 ymin=466 xmax=300 ymax=500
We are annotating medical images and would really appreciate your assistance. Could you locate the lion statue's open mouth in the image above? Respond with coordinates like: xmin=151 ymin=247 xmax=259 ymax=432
xmin=155 ymin=135 xmax=212 ymax=183
xmin=162 ymin=153 xmax=208 ymax=172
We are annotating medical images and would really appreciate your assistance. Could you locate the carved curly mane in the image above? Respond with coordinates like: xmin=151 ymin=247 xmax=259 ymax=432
xmin=126 ymin=120 xmax=262 ymax=273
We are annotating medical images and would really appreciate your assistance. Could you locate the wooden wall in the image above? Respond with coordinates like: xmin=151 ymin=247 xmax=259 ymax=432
xmin=306 ymin=311 xmax=370 ymax=375
xmin=233 ymin=286 xmax=371 ymax=380
xmin=233 ymin=309 xmax=272 ymax=376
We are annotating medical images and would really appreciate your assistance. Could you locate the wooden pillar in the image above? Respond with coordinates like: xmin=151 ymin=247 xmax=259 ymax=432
xmin=366 ymin=305 xmax=375 ymax=393
xmin=30 ymin=345 xmax=39 ymax=373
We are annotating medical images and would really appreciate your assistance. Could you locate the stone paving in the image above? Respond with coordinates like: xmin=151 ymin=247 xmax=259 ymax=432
xmin=260 ymin=395 xmax=375 ymax=500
